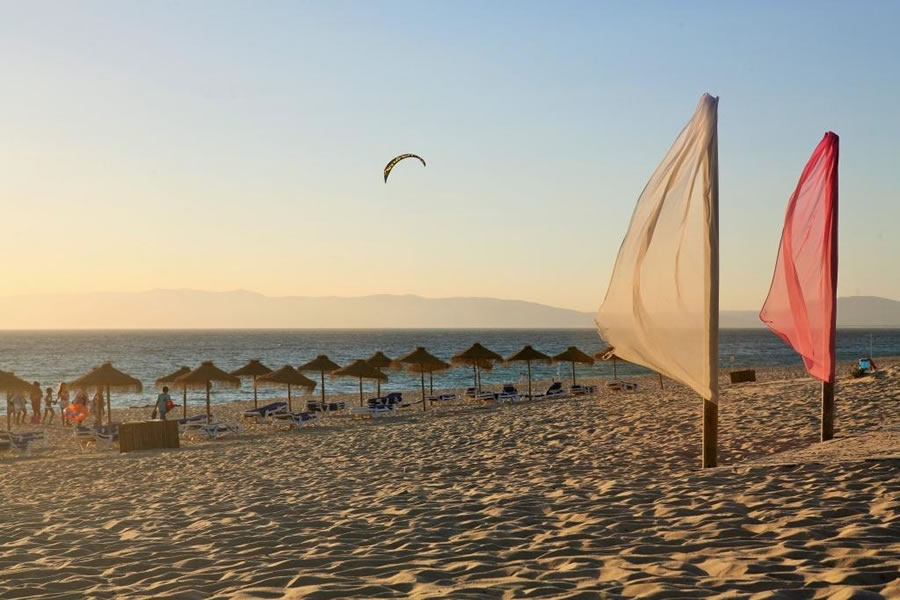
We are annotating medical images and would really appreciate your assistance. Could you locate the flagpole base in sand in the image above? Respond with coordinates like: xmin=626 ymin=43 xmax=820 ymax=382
xmin=821 ymin=381 xmax=835 ymax=442
xmin=702 ymin=398 xmax=717 ymax=468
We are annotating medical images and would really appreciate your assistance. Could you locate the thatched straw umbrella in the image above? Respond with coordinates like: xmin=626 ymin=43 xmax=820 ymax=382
xmin=332 ymin=360 xmax=388 ymax=406
xmin=365 ymin=351 xmax=393 ymax=398
xmin=299 ymin=355 xmax=342 ymax=408
xmin=231 ymin=359 xmax=273 ymax=410
xmin=406 ymin=358 xmax=451 ymax=395
xmin=174 ymin=362 xmax=240 ymax=422
xmin=506 ymin=345 xmax=551 ymax=400
xmin=395 ymin=347 xmax=448 ymax=411
xmin=256 ymin=365 xmax=316 ymax=413
xmin=551 ymin=347 xmax=595 ymax=386
xmin=156 ymin=366 xmax=190 ymax=419
xmin=452 ymin=343 xmax=503 ymax=392
xmin=0 ymin=370 xmax=31 ymax=431
xmin=70 ymin=362 xmax=143 ymax=426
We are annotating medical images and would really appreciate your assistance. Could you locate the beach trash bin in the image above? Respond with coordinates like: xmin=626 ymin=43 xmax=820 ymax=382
xmin=119 ymin=420 xmax=180 ymax=453
xmin=729 ymin=369 xmax=757 ymax=384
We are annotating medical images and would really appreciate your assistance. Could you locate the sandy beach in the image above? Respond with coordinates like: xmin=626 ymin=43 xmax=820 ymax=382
xmin=1 ymin=360 xmax=898 ymax=599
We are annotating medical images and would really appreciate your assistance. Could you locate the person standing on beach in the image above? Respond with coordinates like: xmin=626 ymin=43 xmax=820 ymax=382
xmin=155 ymin=386 xmax=171 ymax=420
xmin=10 ymin=391 xmax=26 ymax=425
xmin=29 ymin=383 xmax=42 ymax=425
xmin=92 ymin=388 xmax=105 ymax=423
xmin=57 ymin=382 xmax=70 ymax=426
xmin=42 ymin=386 xmax=55 ymax=424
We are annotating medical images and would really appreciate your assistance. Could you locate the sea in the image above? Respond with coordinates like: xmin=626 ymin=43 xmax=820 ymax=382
xmin=1 ymin=329 xmax=898 ymax=413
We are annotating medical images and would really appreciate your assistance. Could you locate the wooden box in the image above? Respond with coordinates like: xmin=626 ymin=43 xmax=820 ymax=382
xmin=729 ymin=369 xmax=757 ymax=384
xmin=119 ymin=420 xmax=180 ymax=453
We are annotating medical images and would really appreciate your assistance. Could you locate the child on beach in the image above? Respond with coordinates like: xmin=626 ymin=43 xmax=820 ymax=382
xmin=10 ymin=391 xmax=26 ymax=424
xmin=42 ymin=386 xmax=55 ymax=424
xmin=57 ymin=383 xmax=70 ymax=426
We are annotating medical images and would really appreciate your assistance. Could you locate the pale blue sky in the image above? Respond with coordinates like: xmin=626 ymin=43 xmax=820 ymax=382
xmin=1 ymin=1 xmax=898 ymax=314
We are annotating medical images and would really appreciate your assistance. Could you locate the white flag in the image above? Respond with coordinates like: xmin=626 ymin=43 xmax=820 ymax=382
xmin=596 ymin=94 xmax=719 ymax=402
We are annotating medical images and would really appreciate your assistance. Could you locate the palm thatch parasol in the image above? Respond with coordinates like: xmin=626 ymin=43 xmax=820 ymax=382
xmin=506 ymin=345 xmax=551 ymax=400
xmin=405 ymin=358 xmax=451 ymax=395
xmin=231 ymin=359 xmax=273 ymax=410
xmin=332 ymin=360 xmax=388 ymax=406
xmin=156 ymin=366 xmax=190 ymax=419
xmin=299 ymin=355 xmax=342 ymax=407
xmin=70 ymin=362 xmax=142 ymax=426
xmin=174 ymin=362 xmax=240 ymax=421
xmin=0 ymin=370 xmax=32 ymax=431
xmin=395 ymin=347 xmax=448 ymax=410
xmin=452 ymin=343 xmax=503 ymax=392
xmin=256 ymin=365 xmax=316 ymax=413
xmin=551 ymin=347 xmax=595 ymax=386
xmin=365 ymin=351 xmax=393 ymax=397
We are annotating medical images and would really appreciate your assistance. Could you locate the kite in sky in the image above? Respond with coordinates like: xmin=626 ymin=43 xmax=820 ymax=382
xmin=384 ymin=153 xmax=426 ymax=182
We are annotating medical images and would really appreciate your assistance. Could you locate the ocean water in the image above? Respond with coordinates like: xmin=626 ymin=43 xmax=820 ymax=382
xmin=1 ymin=328 xmax=898 ymax=412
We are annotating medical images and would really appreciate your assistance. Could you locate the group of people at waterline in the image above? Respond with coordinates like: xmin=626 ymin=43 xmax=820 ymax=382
xmin=6 ymin=382 xmax=99 ymax=426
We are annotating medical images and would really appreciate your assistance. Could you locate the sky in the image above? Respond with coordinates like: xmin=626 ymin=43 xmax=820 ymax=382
xmin=1 ymin=1 xmax=898 ymax=314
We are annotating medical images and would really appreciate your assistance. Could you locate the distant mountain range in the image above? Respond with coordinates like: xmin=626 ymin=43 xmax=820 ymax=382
xmin=0 ymin=290 xmax=897 ymax=329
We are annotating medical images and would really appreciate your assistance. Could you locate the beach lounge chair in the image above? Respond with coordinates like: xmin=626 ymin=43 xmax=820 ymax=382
xmin=177 ymin=414 xmax=212 ymax=435
xmin=197 ymin=421 xmax=243 ymax=440
xmin=307 ymin=400 xmax=347 ymax=414
xmin=92 ymin=423 xmax=120 ymax=449
xmin=243 ymin=401 xmax=288 ymax=422
xmin=496 ymin=385 xmax=519 ymax=403
xmin=427 ymin=393 xmax=458 ymax=407
xmin=606 ymin=380 xmax=638 ymax=392
xmin=533 ymin=381 xmax=566 ymax=399
xmin=0 ymin=431 xmax=44 ymax=457
xmin=268 ymin=410 xmax=320 ymax=428
xmin=464 ymin=387 xmax=478 ymax=398
xmin=570 ymin=384 xmax=598 ymax=396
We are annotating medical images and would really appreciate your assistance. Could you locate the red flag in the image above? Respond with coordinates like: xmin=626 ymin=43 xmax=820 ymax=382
xmin=760 ymin=132 xmax=839 ymax=383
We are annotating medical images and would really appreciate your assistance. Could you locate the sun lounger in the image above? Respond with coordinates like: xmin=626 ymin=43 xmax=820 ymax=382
xmin=1 ymin=431 xmax=44 ymax=457
xmin=533 ymin=381 xmax=567 ymax=399
xmin=197 ymin=421 xmax=243 ymax=440
xmin=268 ymin=410 xmax=320 ymax=428
xmin=92 ymin=423 xmax=120 ymax=449
xmin=177 ymin=414 xmax=212 ymax=435
xmin=496 ymin=385 xmax=519 ymax=403
xmin=570 ymin=384 xmax=598 ymax=396
xmin=307 ymin=400 xmax=347 ymax=414
xmin=427 ymin=393 xmax=458 ymax=406
xmin=464 ymin=387 xmax=478 ymax=398
xmin=606 ymin=380 xmax=638 ymax=392
xmin=243 ymin=401 xmax=288 ymax=422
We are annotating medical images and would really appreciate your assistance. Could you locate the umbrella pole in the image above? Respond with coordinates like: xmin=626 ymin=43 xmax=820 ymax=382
xmin=472 ymin=365 xmax=477 ymax=390
xmin=377 ymin=377 xmax=381 ymax=398
xmin=659 ymin=373 xmax=664 ymax=390
xmin=421 ymin=369 xmax=426 ymax=412
xmin=359 ymin=379 xmax=363 ymax=407
xmin=183 ymin=386 xmax=187 ymax=419
xmin=572 ymin=362 xmax=576 ymax=386
xmin=253 ymin=375 xmax=258 ymax=409
xmin=288 ymin=384 xmax=292 ymax=413
xmin=205 ymin=380 xmax=211 ymax=422
xmin=429 ymin=371 xmax=433 ymax=395
xmin=527 ymin=360 xmax=532 ymax=400
xmin=106 ymin=385 xmax=111 ymax=426
xmin=320 ymin=371 xmax=325 ymax=407
xmin=6 ymin=393 xmax=10 ymax=431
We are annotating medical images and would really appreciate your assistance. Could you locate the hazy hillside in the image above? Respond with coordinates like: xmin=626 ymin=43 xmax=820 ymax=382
xmin=0 ymin=291 xmax=896 ymax=329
